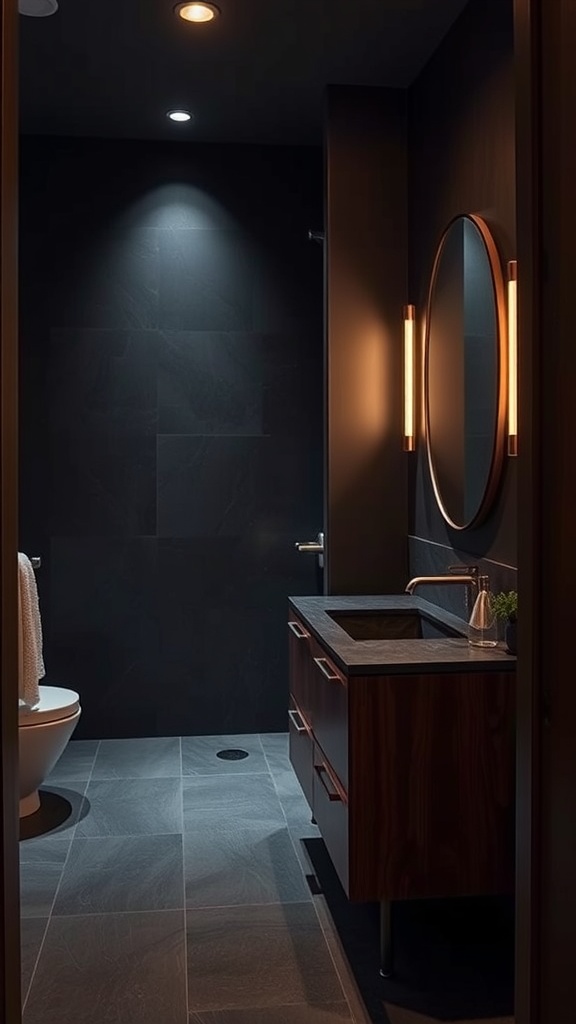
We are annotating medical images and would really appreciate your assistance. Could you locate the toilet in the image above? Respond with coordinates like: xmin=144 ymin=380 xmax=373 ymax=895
xmin=19 ymin=685 xmax=81 ymax=817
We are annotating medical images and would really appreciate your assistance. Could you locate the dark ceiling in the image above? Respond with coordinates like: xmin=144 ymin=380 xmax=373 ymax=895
xmin=20 ymin=0 xmax=469 ymax=145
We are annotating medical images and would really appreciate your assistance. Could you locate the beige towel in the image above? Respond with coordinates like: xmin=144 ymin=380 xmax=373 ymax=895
xmin=18 ymin=552 xmax=45 ymax=708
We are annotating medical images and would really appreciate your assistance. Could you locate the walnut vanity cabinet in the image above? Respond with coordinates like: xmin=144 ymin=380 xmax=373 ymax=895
xmin=288 ymin=611 xmax=516 ymax=904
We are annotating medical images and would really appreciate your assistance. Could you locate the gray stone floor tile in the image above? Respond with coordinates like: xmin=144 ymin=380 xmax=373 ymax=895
xmin=21 ymin=918 xmax=47 ymax=1003
xmin=259 ymin=732 xmax=289 ymax=755
xmin=46 ymin=740 xmax=99 ymax=783
xmin=182 ymin=734 xmax=267 ymax=776
xmin=19 ymin=782 xmax=89 ymax=843
xmin=23 ymin=911 xmax=187 ymax=1024
xmin=76 ymin=777 xmax=183 ymax=837
xmin=184 ymin=822 xmax=310 ymax=909
xmin=92 ymin=737 xmax=181 ymax=779
xmin=53 ymin=834 xmax=184 ymax=915
xmin=185 ymin=902 xmax=344 ymax=1012
xmin=19 ymin=839 xmax=70 ymax=918
xmin=189 ymin=1004 xmax=353 ymax=1022
xmin=183 ymin=773 xmax=284 ymax=832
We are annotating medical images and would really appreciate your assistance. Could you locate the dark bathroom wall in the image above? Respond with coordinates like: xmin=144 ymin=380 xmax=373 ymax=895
xmin=325 ymin=86 xmax=408 ymax=596
xmin=408 ymin=0 xmax=517 ymax=616
xmin=19 ymin=136 xmax=324 ymax=739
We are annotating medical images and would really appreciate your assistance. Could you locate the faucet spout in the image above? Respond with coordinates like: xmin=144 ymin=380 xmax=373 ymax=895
xmin=405 ymin=566 xmax=480 ymax=596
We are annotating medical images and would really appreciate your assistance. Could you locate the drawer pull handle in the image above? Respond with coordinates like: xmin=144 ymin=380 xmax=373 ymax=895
xmin=315 ymin=763 xmax=342 ymax=802
xmin=288 ymin=709 xmax=307 ymax=734
xmin=288 ymin=620 xmax=309 ymax=639
xmin=314 ymin=657 xmax=340 ymax=681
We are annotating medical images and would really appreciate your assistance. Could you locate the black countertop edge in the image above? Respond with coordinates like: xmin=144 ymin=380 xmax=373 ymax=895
xmin=288 ymin=594 xmax=516 ymax=676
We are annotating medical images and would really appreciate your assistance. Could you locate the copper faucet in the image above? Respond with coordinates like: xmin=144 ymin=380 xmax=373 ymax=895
xmin=405 ymin=565 xmax=481 ymax=596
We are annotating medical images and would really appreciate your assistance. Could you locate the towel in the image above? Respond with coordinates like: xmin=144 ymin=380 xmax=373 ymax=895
xmin=18 ymin=552 xmax=45 ymax=708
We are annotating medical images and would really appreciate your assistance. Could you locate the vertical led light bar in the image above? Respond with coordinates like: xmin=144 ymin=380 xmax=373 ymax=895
xmin=507 ymin=261 xmax=518 ymax=456
xmin=403 ymin=305 xmax=416 ymax=451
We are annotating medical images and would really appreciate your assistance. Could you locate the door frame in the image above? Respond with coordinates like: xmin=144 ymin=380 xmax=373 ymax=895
xmin=0 ymin=0 xmax=20 ymax=1020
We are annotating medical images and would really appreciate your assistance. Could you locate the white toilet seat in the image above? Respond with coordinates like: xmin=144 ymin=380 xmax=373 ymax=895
xmin=19 ymin=685 xmax=80 ymax=727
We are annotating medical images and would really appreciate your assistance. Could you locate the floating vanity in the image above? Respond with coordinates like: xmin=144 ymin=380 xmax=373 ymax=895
xmin=288 ymin=594 xmax=516 ymax=970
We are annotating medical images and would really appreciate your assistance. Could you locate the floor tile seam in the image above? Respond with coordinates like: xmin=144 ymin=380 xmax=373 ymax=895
xmin=182 ymin=770 xmax=274 ymax=779
xmin=184 ymin=893 xmax=313 ymax=911
xmin=186 ymin=996 xmax=348 ymax=1016
xmin=49 ymin=906 xmax=187 ymax=920
xmin=89 ymin=773 xmax=184 ymax=782
xmin=180 ymin=775 xmax=190 ymax=1020
xmin=80 ymin=739 xmax=101 ymax=787
xmin=51 ymin=898 xmax=187 ymax=918
xmin=21 ymin=916 xmax=49 ymax=1014
xmin=76 ymin=829 xmax=184 ymax=838
xmin=275 ymin=807 xmax=357 ymax=1019
xmin=307 ymin=890 xmax=369 ymax=1024
xmin=38 ymin=766 xmax=96 ymax=917
xmin=185 ymin=898 xmax=315 ymax=916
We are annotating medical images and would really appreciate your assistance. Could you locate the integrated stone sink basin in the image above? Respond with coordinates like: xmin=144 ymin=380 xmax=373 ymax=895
xmin=327 ymin=609 xmax=463 ymax=641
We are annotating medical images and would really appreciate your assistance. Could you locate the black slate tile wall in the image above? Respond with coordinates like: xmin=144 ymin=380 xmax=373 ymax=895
xmin=408 ymin=535 xmax=517 ymax=625
xmin=19 ymin=137 xmax=323 ymax=738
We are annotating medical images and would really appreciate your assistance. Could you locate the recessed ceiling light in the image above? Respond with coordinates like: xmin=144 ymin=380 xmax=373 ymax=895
xmin=167 ymin=110 xmax=193 ymax=123
xmin=174 ymin=2 xmax=220 ymax=24
xmin=18 ymin=0 xmax=58 ymax=15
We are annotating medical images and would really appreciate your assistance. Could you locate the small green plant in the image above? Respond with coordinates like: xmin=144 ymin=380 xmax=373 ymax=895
xmin=491 ymin=590 xmax=518 ymax=622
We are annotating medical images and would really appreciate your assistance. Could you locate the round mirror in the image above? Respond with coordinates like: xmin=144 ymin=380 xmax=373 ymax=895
xmin=425 ymin=214 xmax=507 ymax=530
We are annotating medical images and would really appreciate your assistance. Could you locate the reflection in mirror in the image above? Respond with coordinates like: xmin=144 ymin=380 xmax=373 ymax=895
xmin=425 ymin=215 xmax=506 ymax=530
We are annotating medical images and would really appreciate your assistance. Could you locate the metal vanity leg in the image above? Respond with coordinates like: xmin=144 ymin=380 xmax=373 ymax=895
xmin=379 ymin=900 xmax=393 ymax=978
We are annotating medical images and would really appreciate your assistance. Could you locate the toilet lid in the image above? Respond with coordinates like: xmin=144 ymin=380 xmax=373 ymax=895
xmin=19 ymin=685 xmax=80 ymax=725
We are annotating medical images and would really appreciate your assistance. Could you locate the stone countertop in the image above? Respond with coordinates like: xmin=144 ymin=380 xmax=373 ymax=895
xmin=288 ymin=594 xmax=516 ymax=676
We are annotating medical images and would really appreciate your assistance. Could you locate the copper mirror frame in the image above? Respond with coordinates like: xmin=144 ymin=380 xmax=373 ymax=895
xmin=424 ymin=214 xmax=508 ymax=531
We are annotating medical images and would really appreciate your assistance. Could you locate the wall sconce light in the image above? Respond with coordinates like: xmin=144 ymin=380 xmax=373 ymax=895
xmin=403 ymin=304 xmax=416 ymax=452
xmin=507 ymin=261 xmax=518 ymax=456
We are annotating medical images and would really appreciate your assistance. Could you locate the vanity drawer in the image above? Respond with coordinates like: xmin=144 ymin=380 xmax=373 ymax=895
xmin=309 ymin=636 xmax=349 ymax=789
xmin=312 ymin=743 xmax=349 ymax=895
xmin=288 ymin=615 xmax=314 ymax=723
xmin=288 ymin=697 xmax=313 ymax=810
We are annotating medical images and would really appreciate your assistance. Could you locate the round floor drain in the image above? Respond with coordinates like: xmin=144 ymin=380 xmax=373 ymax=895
xmin=216 ymin=748 xmax=250 ymax=761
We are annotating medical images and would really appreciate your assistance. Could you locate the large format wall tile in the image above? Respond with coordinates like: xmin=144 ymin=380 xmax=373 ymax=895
xmin=157 ymin=435 xmax=269 ymax=538
xmin=47 ymin=538 xmax=159 ymax=738
xmin=48 ymin=432 xmax=157 ymax=536
xmin=158 ymin=229 xmax=253 ymax=331
xmin=158 ymin=331 xmax=264 ymax=436
xmin=49 ymin=330 xmax=158 ymax=436
xmin=23 ymin=911 xmax=187 ymax=1024
xmin=20 ymin=140 xmax=323 ymax=738
xmin=49 ymin=227 xmax=159 ymax=331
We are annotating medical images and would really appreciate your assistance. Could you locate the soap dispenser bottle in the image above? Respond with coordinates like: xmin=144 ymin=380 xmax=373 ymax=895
xmin=468 ymin=575 xmax=498 ymax=648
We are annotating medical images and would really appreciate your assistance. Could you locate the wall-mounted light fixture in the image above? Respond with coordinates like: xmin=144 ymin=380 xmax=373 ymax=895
xmin=507 ymin=261 xmax=518 ymax=456
xmin=403 ymin=304 xmax=416 ymax=452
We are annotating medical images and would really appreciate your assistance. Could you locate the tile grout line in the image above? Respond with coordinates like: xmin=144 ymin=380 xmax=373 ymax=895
xmin=260 ymin=734 xmax=367 ymax=1024
xmin=22 ymin=739 xmax=101 ymax=1012
xmin=49 ymin=900 xmax=316 ymax=920
xmin=258 ymin=737 xmax=356 ymax=1024
xmin=179 ymin=736 xmax=190 ymax=1022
